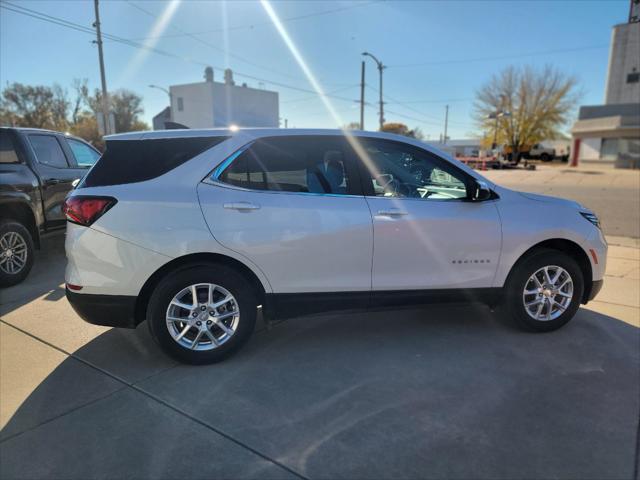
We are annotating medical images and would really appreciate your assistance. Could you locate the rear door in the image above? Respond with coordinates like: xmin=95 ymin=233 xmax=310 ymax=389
xmin=26 ymin=133 xmax=86 ymax=228
xmin=198 ymin=135 xmax=373 ymax=294
xmin=354 ymin=137 xmax=502 ymax=291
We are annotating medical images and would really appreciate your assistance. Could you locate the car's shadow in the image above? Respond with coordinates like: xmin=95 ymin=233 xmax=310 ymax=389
xmin=0 ymin=233 xmax=67 ymax=315
xmin=1 ymin=301 xmax=638 ymax=480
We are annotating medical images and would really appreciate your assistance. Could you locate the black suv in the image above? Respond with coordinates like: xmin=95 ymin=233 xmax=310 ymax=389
xmin=0 ymin=127 xmax=101 ymax=287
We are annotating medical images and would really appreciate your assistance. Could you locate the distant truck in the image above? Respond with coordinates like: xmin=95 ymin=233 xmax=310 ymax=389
xmin=0 ymin=127 xmax=101 ymax=286
xmin=503 ymin=143 xmax=557 ymax=162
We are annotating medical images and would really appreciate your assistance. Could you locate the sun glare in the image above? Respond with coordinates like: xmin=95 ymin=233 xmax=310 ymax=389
xmin=117 ymin=0 xmax=181 ymax=85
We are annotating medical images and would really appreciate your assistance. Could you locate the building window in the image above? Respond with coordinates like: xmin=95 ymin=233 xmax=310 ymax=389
xmin=177 ymin=97 xmax=184 ymax=111
xmin=627 ymin=72 xmax=640 ymax=84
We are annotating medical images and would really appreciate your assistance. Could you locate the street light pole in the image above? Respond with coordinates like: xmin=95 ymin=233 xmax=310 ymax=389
xmin=362 ymin=52 xmax=385 ymax=130
xmin=93 ymin=0 xmax=110 ymax=135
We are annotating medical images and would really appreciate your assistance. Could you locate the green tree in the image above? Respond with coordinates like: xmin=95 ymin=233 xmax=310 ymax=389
xmin=473 ymin=65 xmax=579 ymax=163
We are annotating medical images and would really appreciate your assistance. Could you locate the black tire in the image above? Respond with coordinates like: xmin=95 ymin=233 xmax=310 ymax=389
xmin=0 ymin=220 xmax=34 ymax=288
xmin=540 ymin=153 xmax=551 ymax=162
xmin=504 ymin=249 xmax=584 ymax=332
xmin=147 ymin=264 xmax=257 ymax=364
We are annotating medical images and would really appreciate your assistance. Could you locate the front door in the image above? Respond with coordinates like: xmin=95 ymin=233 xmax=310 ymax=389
xmin=354 ymin=138 xmax=502 ymax=291
xmin=198 ymin=135 xmax=373 ymax=294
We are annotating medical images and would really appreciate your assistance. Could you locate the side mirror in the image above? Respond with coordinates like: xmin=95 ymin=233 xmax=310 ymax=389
xmin=471 ymin=180 xmax=492 ymax=201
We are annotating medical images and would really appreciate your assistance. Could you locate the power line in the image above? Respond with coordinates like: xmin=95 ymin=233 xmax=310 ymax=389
xmin=384 ymin=97 xmax=473 ymax=104
xmin=124 ymin=0 xmax=339 ymax=85
xmin=0 ymin=2 xmax=362 ymax=105
xmin=388 ymin=44 xmax=610 ymax=68
xmin=1 ymin=1 xmax=210 ymax=66
xmin=282 ymin=85 xmax=359 ymax=104
xmin=130 ymin=1 xmax=381 ymax=41
xmin=367 ymin=85 xmax=474 ymax=128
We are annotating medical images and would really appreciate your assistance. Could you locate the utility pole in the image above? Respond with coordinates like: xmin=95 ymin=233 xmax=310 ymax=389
xmin=93 ymin=0 xmax=111 ymax=135
xmin=443 ymin=105 xmax=449 ymax=145
xmin=359 ymin=61 xmax=365 ymax=130
xmin=362 ymin=52 xmax=385 ymax=130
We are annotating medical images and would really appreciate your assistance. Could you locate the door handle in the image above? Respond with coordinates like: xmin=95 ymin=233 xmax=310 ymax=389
xmin=223 ymin=202 xmax=261 ymax=211
xmin=376 ymin=208 xmax=408 ymax=217
xmin=44 ymin=178 xmax=62 ymax=186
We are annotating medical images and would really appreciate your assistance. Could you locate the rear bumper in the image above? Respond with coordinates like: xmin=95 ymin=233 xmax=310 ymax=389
xmin=66 ymin=288 xmax=138 ymax=328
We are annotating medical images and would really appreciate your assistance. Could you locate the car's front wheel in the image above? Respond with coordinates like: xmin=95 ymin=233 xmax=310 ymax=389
xmin=147 ymin=264 xmax=257 ymax=364
xmin=0 ymin=220 xmax=34 ymax=288
xmin=504 ymin=249 xmax=584 ymax=332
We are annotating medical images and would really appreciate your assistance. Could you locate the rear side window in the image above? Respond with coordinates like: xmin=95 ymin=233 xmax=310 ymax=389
xmin=80 ymin=136 xmax=229 ymax=187
xmin=0 ymin=130 xmax=19 ymax=164
xmin=28 ymin=135 xmax=69 ymax=168
xmin=218 ymin=136 xmax=356 ymax=195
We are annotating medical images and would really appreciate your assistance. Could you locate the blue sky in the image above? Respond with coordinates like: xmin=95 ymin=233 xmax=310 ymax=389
xmin=0 ymin=0 xmax=630 ymax=138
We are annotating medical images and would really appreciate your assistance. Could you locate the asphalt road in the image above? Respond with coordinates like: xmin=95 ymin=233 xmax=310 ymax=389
xmin=1 ymin=235 xmax=639 ymax=479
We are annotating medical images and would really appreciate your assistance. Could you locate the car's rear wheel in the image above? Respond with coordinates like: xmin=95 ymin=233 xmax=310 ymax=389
xmin=504 ymin=249 xmax=584 ymax=332
xmin=0 ymin=220 xmax=34 ymax=287
xmin=540 ymin=153 xmax=552 ymax=162
xmin=147 ymin=265 xmax=257 ymax=364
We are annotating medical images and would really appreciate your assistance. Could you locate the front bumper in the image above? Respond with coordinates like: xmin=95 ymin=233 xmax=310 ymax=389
xmin=66 ymin=288 xmax=138 ymax=328
xmin=585 ymin=279 xmax=604 ymax=303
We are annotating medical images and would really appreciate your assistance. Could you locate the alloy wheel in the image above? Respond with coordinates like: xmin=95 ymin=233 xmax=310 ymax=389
xmin=522 ymin=265 xmax=574 ymax=321
xmin=165 ymin=283 xmax=240 ymax=351
xmin=0 ymin=231 xmax=28 ymax=275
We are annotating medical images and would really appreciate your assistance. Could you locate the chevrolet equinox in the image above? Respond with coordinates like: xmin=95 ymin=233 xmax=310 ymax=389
xmin=64 ymin=129 xmax=606 ymax=364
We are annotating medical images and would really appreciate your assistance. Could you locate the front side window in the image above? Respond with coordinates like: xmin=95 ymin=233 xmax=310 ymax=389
xmin=67 ymin=138 xmax=101 ymax=167
xmin=218 ymin=136 xmax=355 ymax=195
xmin=28 ymin=135 xmax=69 ymax=168
xmin=358 ymin=139 xmax=469 ymax=200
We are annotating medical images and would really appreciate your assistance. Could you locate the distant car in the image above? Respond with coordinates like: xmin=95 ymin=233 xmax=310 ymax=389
xmin=64 ymin=129 xmax=606 ymax=364
xmin=0 ymin=127 xmax=101 ymax=286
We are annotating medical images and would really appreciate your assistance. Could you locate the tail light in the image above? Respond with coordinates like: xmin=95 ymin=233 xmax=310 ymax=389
xmin=63 ymin=196 xmax=117 ymax=226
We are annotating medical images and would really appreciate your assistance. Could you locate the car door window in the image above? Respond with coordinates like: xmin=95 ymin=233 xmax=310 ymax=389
xmin=28 ymin=135 xmax=69 ymax=168
xmin=218 ymin=136 xmax=356 ymax=195
xmin=67 ymin=138 xmax=100 ymax=167
xmin=359 ymin=140 xmax=469 ymax=200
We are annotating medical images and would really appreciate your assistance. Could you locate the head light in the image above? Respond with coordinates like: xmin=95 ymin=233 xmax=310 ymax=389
xmin=580 ymin=212 xmax=600 ymax=229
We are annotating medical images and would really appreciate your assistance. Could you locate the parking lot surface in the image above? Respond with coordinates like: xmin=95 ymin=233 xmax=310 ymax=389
xmin=1 ymin=165 xmax=639 ymax=479
xmin=483 ymin=164 xmax=640 ymax=238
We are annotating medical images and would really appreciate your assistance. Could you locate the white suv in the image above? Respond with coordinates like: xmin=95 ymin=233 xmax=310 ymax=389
xmin=64 ymin=129 xmax=606 ymax=364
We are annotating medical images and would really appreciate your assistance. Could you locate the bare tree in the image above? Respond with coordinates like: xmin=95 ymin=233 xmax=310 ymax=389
xmin=70 ymin=79 xmax=89 ymax=125
xmin=474 ymin=65 xmax=579 ymax=163
xmin=0 ymin=83 xmax=69 ymax=130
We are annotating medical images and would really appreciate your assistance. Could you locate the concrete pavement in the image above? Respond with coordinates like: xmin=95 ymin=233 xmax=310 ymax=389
xmin=1 ymin=231 xmax=638 ymax=479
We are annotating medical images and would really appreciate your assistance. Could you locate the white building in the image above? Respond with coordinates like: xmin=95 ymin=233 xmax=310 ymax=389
xmin=153 ymin=67 xmax=279 ymax=129
xmin=571 ymin=2 xmax=640 ymax=168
